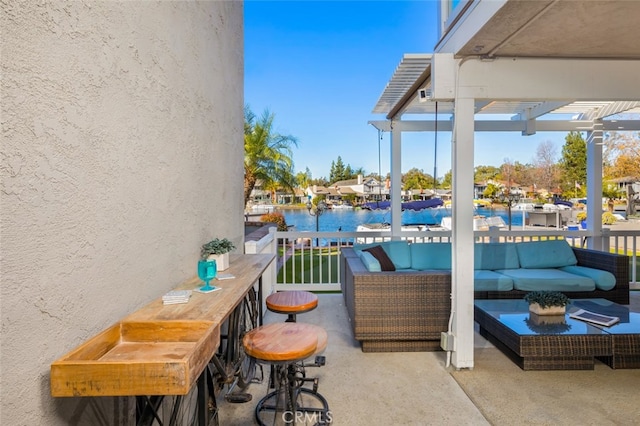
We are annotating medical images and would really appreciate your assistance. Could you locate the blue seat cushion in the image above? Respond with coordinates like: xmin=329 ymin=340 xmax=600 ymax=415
xmin=410 ymin=242 xmax=452 ymax=270
xmin=516 ymin=240 xmax=578 ymax=269
xmin=474 ymin=243 xmax=519 ymax=270
xmin=496 ymin=268 xmax=595 ymax=292
xmin=559 ymin=265 xmax=616 ymax=290
xmin=356 ymin=250 xmax=381 ymax=272
xmin=474 ymin=270 xmax=514 ymax=291
xmin=383 ymin=241 xmax=412 ymax=269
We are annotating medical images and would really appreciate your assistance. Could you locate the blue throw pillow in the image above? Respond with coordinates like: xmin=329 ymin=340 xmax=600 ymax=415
xmin=516 ymin=240 xmax=577 ymax=269
xmin=382 ymin=241 xmax=412 ymax=269
xmin=559 ymin=265 xmax=616 ymax=290
xmin=474 ymin=243 xmax=520 ymax=270
xmin=357 ymin=250 xmax=381 ymax=272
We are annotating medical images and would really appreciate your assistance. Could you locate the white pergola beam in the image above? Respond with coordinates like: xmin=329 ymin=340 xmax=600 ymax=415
xmin=583 ymin=101 xmax=640 ymax=120
xmin=431 ymin=54 xmax=640 ymax=101
xmin=369 ymin=119 xmax=640 ymax=133
xmin=520 ymin=101 xmax=570 ymax=120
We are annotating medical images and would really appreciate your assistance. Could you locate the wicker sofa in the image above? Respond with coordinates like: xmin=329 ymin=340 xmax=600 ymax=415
xmin=341 ymin=241 xmax=629 ymax=352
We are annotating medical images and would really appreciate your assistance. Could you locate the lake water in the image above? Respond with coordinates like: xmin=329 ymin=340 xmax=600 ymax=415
xmin=282 ymin=207 xmax=525 ymax=232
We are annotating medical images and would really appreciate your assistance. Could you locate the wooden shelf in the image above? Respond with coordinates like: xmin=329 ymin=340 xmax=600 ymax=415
xmin=51 ymin=321 xmax=219 ymax=397
xmin=50 ymin=254 xmax=275 ymax=397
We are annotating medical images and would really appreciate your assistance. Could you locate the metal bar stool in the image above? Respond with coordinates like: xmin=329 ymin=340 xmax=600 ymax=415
xmin=265 ymin=291 xmax=325 ymax=388
xmin=243 ymin=322 xmax=330 ymax=425
xmin=266 ymin=291 xmax=318 ymax=323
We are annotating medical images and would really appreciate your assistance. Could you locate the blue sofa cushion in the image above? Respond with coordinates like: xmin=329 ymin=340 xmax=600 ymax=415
xmin=363 ymin=245 xmax=395 ymax=271
xmin=356 ymin=250 xmax=381 ymax=272
xmin=410 ymin=242 xmax=452 ymax=270
xmin=354 ymin=241 xmax=411 ymax=269
xmin=474 ymin=270 xmax=514 ymax=291
xmin=559 ymin=265 xmax=616 ymax=290
xmin=516 ymin=240 xmax=578 ymax=269
xmin=383 ymin=241 xmax=412 ymax=269
xmin=496 ymin=268 xmax=595 ymax=292
xmin=474 ymin=243 xmax=520 ymax=270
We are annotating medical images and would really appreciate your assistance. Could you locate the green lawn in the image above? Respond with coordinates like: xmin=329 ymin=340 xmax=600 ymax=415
xmin=277 ymin=247 xmax=340 ymax=284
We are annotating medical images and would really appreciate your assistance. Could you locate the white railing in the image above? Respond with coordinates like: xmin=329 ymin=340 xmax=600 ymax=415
xmin=261 ymin=228 xmax=640 ymax=292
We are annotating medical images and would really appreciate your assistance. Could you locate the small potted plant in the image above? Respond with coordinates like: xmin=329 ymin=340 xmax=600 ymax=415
xmin=576 ymin=211 xmax=587 ymax=229
xmin=200 ymin=238 xmax=236 ymax=271
xmin=524 ymin=291 xmax=570 ymax=316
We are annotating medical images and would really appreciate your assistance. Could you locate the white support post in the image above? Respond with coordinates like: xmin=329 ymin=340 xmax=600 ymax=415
xmin=586 ymin=120 xmax=604 ymax=249
xmin=451 ymin=96 xmax=475 ymax=369
xmin=390 ymin=126 xmax=403 ymax=239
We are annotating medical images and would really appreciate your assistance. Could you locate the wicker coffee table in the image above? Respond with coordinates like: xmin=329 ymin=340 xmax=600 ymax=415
xmin=474 ymin=298 xmax=640 ymax=371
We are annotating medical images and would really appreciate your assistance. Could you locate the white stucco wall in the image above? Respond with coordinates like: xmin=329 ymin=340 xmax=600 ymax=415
xmin=1 ymin=1 xmax=244 ymax=424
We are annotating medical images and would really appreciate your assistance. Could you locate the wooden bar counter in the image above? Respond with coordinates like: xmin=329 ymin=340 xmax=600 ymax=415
xmin=51 ymin=254 xmax=275 ymax=397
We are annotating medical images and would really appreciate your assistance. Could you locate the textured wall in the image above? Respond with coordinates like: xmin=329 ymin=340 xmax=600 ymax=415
xmin=1 ymin=1 xmax=243 ymax=423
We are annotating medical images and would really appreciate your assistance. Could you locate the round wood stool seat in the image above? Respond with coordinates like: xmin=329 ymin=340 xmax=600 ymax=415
xmin=266 ymin=291 xmax=318 ymax=322
xmin=245 ymin=322 xmax=330 ymax=425
xmin=243 ymin=322 xmax=326 ymax=363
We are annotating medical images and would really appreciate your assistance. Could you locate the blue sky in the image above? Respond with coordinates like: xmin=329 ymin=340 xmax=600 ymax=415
xmin=244 ymin=1 xmax=569 ymax=181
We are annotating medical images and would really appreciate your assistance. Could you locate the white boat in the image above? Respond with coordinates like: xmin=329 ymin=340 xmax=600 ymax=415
xmin=356 ymin=223 xmax=433 ymax=232
xmin=331 ymin=203 xmax=354 ymax=210
xmin=355 ymin=215 xmax=506 ymax=243
xmin=439 ymin=216 xmax=506 ymax=231
xmin=250 ymin=204 xmax=276 ymax=213
xmin=513 ymin=202 xmax=535 ymax=211
xmin=355 ymin=223 xmax=438 ymax=243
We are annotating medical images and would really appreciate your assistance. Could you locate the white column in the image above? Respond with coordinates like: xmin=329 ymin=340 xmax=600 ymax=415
xmin=451 ymin=96 xmax=475 ymax=369
xmin=390 ymin=125 xmax=403 ymax=239
xmin=586 ymin=120 xmax=604 ymax=250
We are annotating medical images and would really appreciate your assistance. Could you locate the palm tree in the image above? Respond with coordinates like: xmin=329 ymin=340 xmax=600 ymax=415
xmin=244 ymin=106 xmax=298 ymax=207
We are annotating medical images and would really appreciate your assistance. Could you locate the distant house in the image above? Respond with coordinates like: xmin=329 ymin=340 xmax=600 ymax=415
xmin=475 ymin=179 xmax=525 ymax=200
xmin=609 ymin=176 xmax=640 ymax=195
xmin=249 ymin=179 xmax=271 ymax=204
xmin=306 ymin=185 xmax=331 ymax=202
xmin=309 ymin=175 xmax=391 ymax=205
xmin=276 ymin=187 xmax=306 ymax=205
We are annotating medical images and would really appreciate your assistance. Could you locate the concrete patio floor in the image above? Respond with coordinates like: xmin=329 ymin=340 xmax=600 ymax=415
xmin=218 ymin=291 xmax=640 ymax=425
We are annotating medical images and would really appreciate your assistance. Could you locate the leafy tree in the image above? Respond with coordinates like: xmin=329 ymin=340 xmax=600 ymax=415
xmin=603 ymin=131 xmax=640 ymax=179
xmin=344 ymin=165 xmax=353 ymax=180
xmin=440 ymin=170 xmax=452 ymax=189
xmin=329 ymin=156 xmax=347 ymax=183
xmin=474 ymin=165 xmax=500 ymax=183
xmin=602 ymin=181 xmax=623 ymax=212
xmin=533 ymin=141 xmax=559 ymax=193
xmin=483 ymin=182 xmax=502 ymax=200
xmin=328 ymin=156 xmax=365 ymax=183
xmin=402 ymin=168 xmax=434 ymax=191
xmin=559 ymin=131 xmax=587 ymax=197
xmin=244 ymin=106 xmax=297 ymax=206
xmin=352 ymin=167 xmax=366 ymax=177
xmin=309 ymin=177 xmax=328 ymax=186
xmin=500 ymin=160 xmax=534 ymax=188
xmin=296 ymin=169 xmax=310 ymax=189
xmin=499 ymin=158 xmax=516 ymax=188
